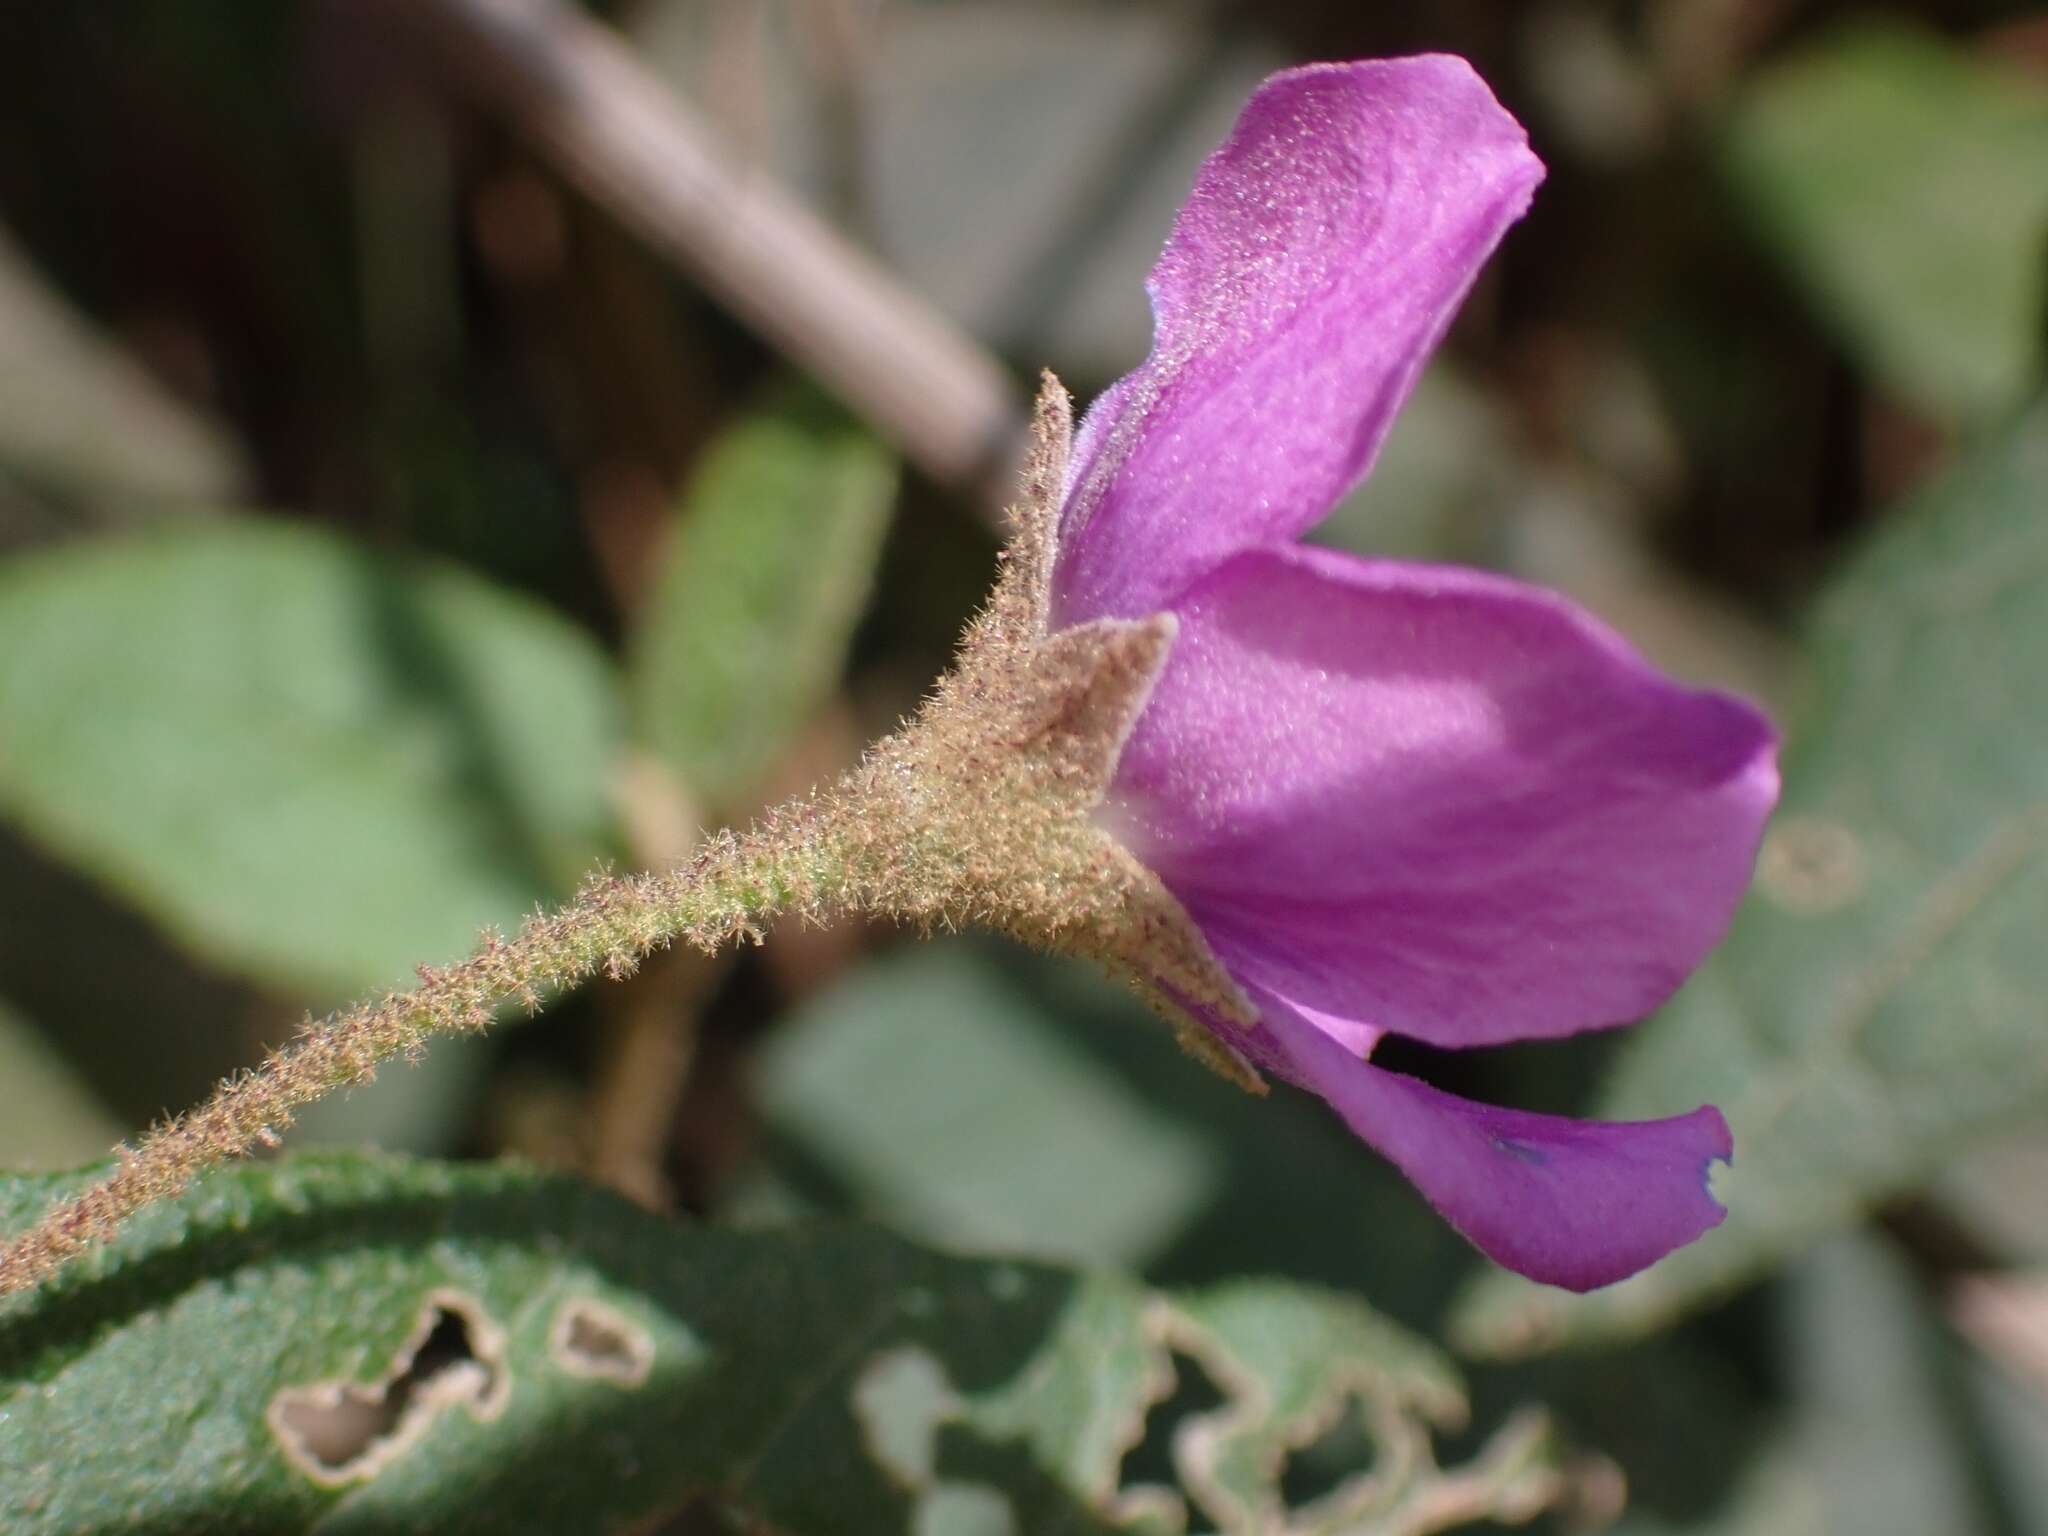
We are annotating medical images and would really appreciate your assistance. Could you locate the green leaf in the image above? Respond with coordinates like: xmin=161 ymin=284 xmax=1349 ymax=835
xmin=753 ymin=944 xmax=1221 ymax=1268
xmin=734 ymin=941 xmax=1475 ymax=1330
xmin=1454 ymin=401 xmax=2048 ymax=1354
xmin=0 ymin=523 xmax=621 ymax=999
xmin=0 ymin=998 xmax=122 ymax=1170
xmin=1955 ymin=1277 xmax=2048 ymax=1534
xmin=1613 ymin=1235 xmax=1995 ymax=1536
xmin=1722 ymin=24 xmax=2048 ymax=423
xmin=1938 ymin=1123 xmax=2048 ymax=1265
xmin=0 ymin=1153 xmax=1570 ymax=1535
xmin=631 ymin=391 xmax=897 ymax=811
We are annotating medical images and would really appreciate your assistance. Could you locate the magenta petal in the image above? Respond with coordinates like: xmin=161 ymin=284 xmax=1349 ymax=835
xmin=1107 ymin=545 xmax=1779 ymax=1048
xmin=1051 ymin=57 xmax=1543 ymax=626
xmin=1259 ymin=992 xmax=1731 ymax=1290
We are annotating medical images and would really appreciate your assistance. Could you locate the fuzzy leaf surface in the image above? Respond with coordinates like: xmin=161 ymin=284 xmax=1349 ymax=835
xmin=0 ymin=1153 xmax=1566 ymax=1535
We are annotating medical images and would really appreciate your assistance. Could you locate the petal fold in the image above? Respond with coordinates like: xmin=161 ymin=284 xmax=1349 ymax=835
xmin=1052 ymin=56 xmax=1543 ymax=625
xmin=1260 ymin=993 xmax=1732 ymax=1290
xmin=1107 ymin=545 xmax=1779 ymax=1048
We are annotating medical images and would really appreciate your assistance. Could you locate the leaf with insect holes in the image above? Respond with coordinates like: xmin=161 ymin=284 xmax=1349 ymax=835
xmin=0 ymin=1153 xmax=1574 ymax=1535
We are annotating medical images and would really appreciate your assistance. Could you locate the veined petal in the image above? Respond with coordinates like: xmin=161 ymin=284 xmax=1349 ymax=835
xmin=1051 ymin=56 xmax=1543 ymax=626
xmin=1258 ymin=990 xmax=1732 ymax=1291
xmin=1106 ymin=545 xmax=1778 ymax=1048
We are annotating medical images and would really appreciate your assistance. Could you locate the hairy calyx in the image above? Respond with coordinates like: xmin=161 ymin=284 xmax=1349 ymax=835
xmin=839 ymin=378 xmax=1254 ymax=1038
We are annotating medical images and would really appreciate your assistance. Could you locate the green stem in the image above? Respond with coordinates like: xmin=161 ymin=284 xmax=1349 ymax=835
xmin=0 ymin=789 xmax=857 ymax=1299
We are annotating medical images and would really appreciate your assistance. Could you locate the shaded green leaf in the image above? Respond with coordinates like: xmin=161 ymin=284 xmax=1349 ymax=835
xmin=0 ymin=1153 xmax=1569 ymax=1535
xmin=1456 ymin=401 xmax=2048 ymax=1353
xmin=753 ymin=945 xmax=1220 ymax=1267
xmin=0 ymin=998 xmax=122 ymax=1170
xmin=631 ymin=392 xmax=897 ymax=811
xmin=1723 ymin=24 xmax=2048 ymax=423
xmin=1613 ymin=1235 xmax=1995 ymax=1536
xmin=1955 ymin=1278 xmax=2048 ymax=1535
xmin=1161 ymin=1282 xmax=1558 ymax=1535
xmin=1938 ymin=1124 xmax=2048 ymax=1265
xmin=734 ymin=941 xmax=1475 ymax=1333
xmin=0 ymin=523 xmax=621 ymax=999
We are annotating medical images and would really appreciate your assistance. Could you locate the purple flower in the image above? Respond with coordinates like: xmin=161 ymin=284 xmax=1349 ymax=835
xmin=1050 ymin=58 xmax=1779 ymax=1291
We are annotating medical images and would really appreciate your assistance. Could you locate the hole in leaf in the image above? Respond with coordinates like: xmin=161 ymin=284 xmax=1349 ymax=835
xmin=1277 ymin=1391 xmax=1380 ymax=1510
xmin=914 ymin=1480 xmax=1018 ymax=1535
xmin=549 ymin=1297 xmax=654 ymax=1387
xmin=1118 ymin=1346 xmax=1227 ymax=1514
xmin=268 ymin=1290 xmax=507 ymax=1485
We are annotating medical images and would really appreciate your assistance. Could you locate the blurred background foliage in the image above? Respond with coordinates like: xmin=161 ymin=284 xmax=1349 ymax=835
xmin=0 ymin=0 xmax=2045 ymax=1531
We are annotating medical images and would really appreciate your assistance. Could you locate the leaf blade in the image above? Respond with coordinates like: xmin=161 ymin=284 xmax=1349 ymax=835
xmin=0 ymin=522 xmax=622 ymax=999
xmin=1722 ymin=24 xmax=2048 ymax=423
xmin=631 ymin=392 xmax=898 ymax=812
xmin=0 ymin=1153 xmax=1569 ymax=1534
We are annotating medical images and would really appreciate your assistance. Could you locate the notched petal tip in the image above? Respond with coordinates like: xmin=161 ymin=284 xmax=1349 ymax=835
xmin=1695 ymin=1102 xmax=1736 ymax=1183
xmin=1386 ymin=1080 xmax=1735 ymax=1293
xmin=1259 ymin=996 xmax=1735 ymax=1290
